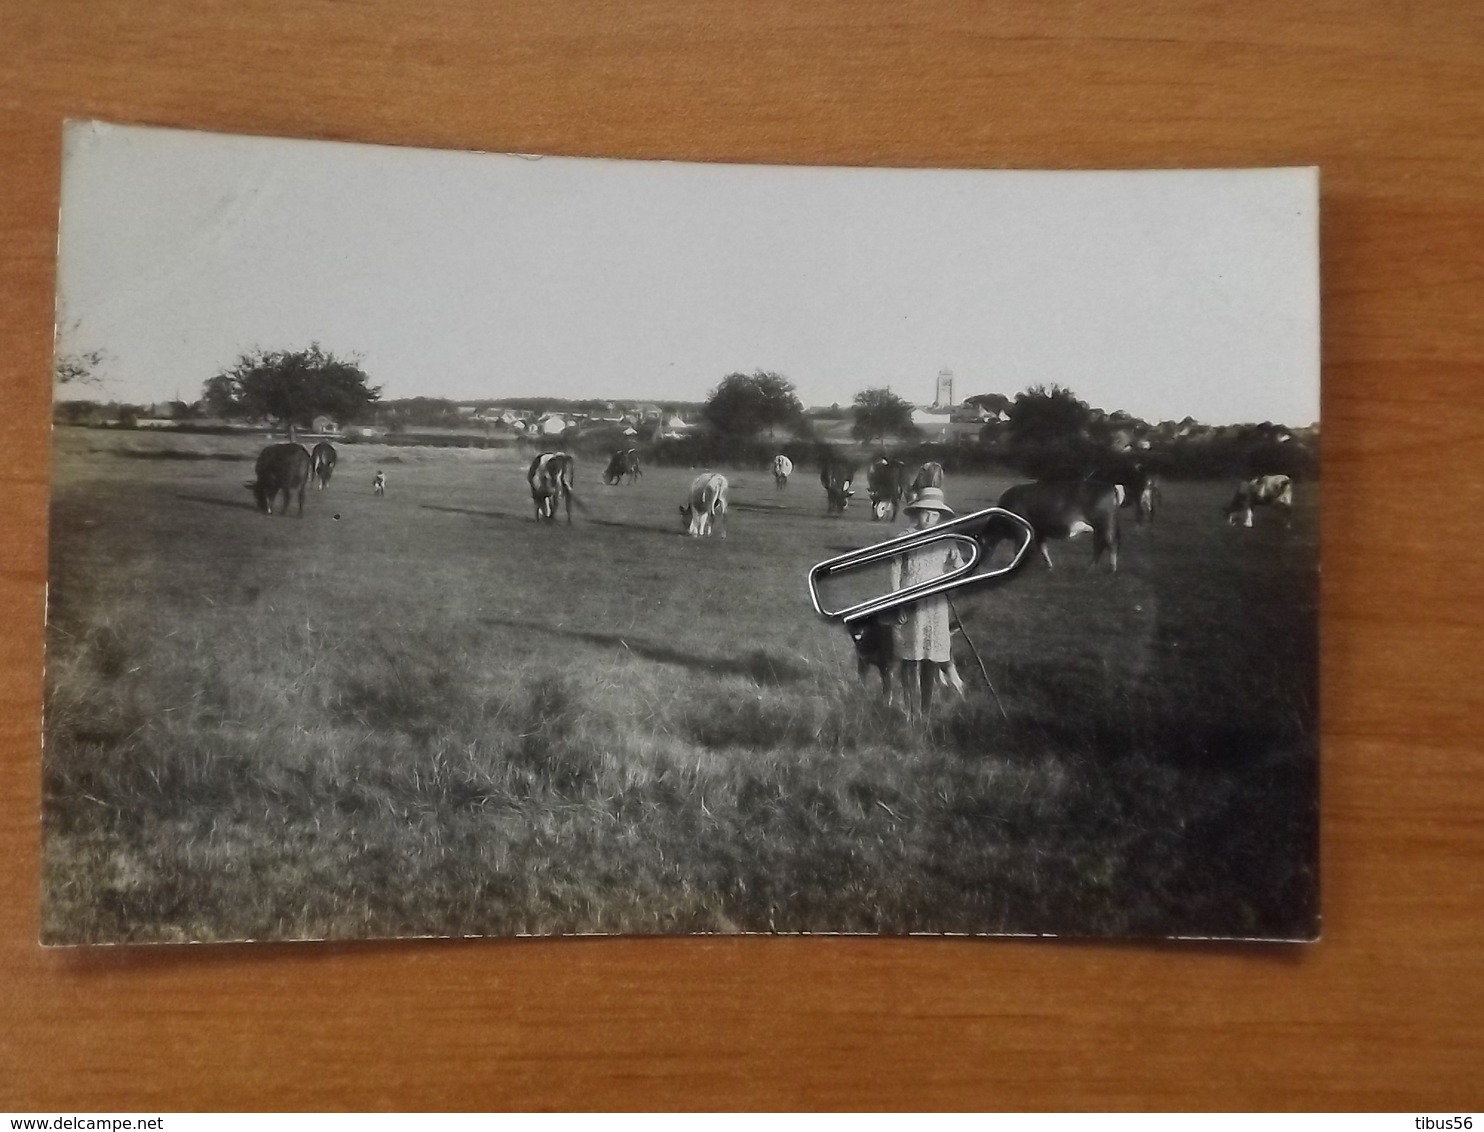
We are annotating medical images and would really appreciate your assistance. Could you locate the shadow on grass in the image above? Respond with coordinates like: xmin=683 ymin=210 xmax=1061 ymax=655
xmin=173 ymin=493 xmax=259 ymax=512
xmin=584 ymin=517 xmax=686 ymax=537
xmin=480 ymin=616 xmax=813 ymax=686
xmin=419 ymin=503 xmax=524 ymax=521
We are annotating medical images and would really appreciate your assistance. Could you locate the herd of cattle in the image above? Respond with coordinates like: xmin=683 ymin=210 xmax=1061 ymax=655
xmin=244 ymin=439 xmax=1296 ymax=569
xmin=239 ymin=438 xmax=1298 ymax=707
xmin=246 ymin=440 xmax=338 ymax=516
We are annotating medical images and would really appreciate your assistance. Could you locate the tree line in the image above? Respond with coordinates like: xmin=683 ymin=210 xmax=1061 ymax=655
xmin=55 ymin=345 xmax=1314 ymax=480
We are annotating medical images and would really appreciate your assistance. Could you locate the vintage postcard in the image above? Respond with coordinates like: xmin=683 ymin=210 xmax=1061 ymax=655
xmin=44 ymin=122 xmax=1320 ymax=944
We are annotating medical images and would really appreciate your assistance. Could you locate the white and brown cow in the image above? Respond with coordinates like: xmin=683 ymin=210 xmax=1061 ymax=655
xmin=1225 ymin=474 xmax=1293 ymax=527
xmin=680 ymin=472 xmax=729 ymax=538
xmin=773 ymin=454 xmax=793 ymax=490
xmin=1135 ymin=470 xmax=1162 ymax=525
xmin=528 ymin=451 xmax=575 ymax=524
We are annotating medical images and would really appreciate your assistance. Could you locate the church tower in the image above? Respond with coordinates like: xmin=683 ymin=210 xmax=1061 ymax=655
xmin=934 ymin=367 xmax=954 ymax=409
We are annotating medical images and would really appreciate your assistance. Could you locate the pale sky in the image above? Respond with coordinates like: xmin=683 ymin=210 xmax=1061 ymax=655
xmin=56 ymin=122 xmax=1320 ymax=425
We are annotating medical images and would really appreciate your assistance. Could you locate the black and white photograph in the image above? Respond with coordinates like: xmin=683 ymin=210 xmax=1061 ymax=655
xmin=44 ymin=121 xmax=1320 ymax=945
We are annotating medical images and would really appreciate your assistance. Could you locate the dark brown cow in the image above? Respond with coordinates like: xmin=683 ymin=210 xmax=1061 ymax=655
xmin=993 ymin=480 xmax=1122 ymax=572
xmin=603 ymin=448 xmax=641 ymax=485
xmin=311 ymin=441 xmax=337 ymax=490
xmin=1089 ymin=463 xmax=1160 ymax=524
xmin=528 ymin=452 xmax=575 ymax=524
xmin=246 ymin=443 xmax=313 ymax=517
xmin=866 ymin=457 xmax=912 ymax=521
xmin=819 ymin=459 xmax=858 ymax=514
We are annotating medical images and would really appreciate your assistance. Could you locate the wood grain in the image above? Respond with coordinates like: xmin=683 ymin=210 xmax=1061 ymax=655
xmin=3 ymin=0 xmax=1482 ymax=1111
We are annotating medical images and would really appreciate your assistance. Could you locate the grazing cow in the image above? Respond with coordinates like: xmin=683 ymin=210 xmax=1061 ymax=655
xmin=1225 ymin=474 xmax=1293 ymax=528
xmin=909 ymin=461 xmax=945 ymax=502
xmin=679 ymin=472 xmax=729 ymax=537
xmin=848 ymin=616 xmax=966 ymax=703
xmin=373 ymin=470 xmax=386 ymax=496
xmin=602 ymin=450 xmax=623 ymax=485
xmin=603 ymin=448 xmax=641 ymax=485
xmin=1089 ymin=464 xmax=1160 ymax=523
xmin=866 ymin=457 xmax=912 ymax=521
xmin=245 ymin=443 xmax=313 ymax=517
xmin=992 ymin=480 xmax=1122 ymax=572
xmin=773 ymin=454 xmax=793 ymax=490
xmin=819 ymin=459 xmax=858 ymax=514
xmin=311 ymin=442 xmax=337 ymax=490
xmin=528 ymin=452 xmax=575 ymax=524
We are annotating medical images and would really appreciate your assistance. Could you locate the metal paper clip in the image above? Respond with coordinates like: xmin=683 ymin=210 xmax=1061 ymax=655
xmin=807 ymin=506 xmax=1037 ymax=626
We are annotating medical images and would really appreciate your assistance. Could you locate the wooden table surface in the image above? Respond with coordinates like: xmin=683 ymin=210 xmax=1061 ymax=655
xmin=3 ymin=0 xmax=1482 ymax=1111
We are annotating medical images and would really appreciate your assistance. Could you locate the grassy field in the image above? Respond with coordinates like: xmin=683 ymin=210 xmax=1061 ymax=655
xmin=42 ymin=428 xmax=1319 ymax=943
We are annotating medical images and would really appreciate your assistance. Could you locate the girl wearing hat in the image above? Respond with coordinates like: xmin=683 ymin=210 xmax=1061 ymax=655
xmin=890 ymin=486 xmax=960 ymax=720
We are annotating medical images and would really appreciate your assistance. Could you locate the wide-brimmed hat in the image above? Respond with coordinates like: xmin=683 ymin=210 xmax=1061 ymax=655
xmin=903 ymin=487 xmax=954 ymax=516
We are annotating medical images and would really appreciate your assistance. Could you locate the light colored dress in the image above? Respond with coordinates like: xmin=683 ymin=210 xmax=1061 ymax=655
xmin=890 ymin=538 xmax=960 ymax=662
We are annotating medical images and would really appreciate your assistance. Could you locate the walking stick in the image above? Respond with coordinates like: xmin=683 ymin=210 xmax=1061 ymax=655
xmin=946 ymin=595 xmax=1008 ymax=723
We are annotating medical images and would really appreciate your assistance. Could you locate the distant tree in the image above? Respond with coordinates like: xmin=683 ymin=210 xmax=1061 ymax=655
xmin=381 ymin=397 xmax=463 ymax=430
xmin=964 ymin=392 xmax=1011 ymax=417
xmin=54 ymin=400 xmax=102 ymax=426
xmin=1008 ymin=384 xmax=1092 ymax=448
xmin=54 ymin=349 xmax=106 ymax=389
xmin=701 ymin=371 xmax=803 ymax=441
xmin=850 ymin=387 xmax=918 ymax=445
xmin=202 ymin=344 xmax=380 ymax=429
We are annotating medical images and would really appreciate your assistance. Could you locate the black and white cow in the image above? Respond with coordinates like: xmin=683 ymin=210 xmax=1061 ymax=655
xmin=819 ymin=459 xmax=858 ymax=514
xmin=848 ymin=616 xmax=967 ymax=703
xmin=679 ymin=472 xmax=729 ymax=538
xmin=246 ymin=443 xmax=313 ymax=517
xmin=773 ymin=454 xmax=794 ymax=490
xmin=992 ymin=480 xmax=1123 ymax=572
xmin=866 ymin=457 xmax=912 ymax=521
xmin=1225 ymin=474 xmax=1293 ymax=527
xmin=528 ymin=452 xmax=575 ymax=524
xmin=311 ymin=441 xmax=337 ymax=490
